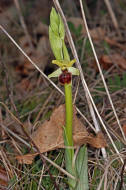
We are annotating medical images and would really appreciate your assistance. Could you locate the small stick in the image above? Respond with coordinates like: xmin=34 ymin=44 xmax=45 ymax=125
xmin=13 ymin=0 xmax=34 ymax=50
xmin=104 ymin=0 xmax=119 ymax=33
xmin=119 ymin=159 xmax=126 ymax=190
xmin=0 ymin=52 xmax=19 ymax=117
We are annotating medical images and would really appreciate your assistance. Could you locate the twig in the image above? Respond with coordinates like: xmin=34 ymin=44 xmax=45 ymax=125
xmin=13 ymin=0 xmax=34 ymax=50
xmin=37 ymin=165 xmax=44 ymax=190
xmin=0 ymin=51 xmax=19 ymax=117
xmin=119 ymin=159 xmax=126 ymax=190
xmin=34 ymin=90 xmax=54 ymax=124
xmin=104 ymin=0 xmax=119 ymax=32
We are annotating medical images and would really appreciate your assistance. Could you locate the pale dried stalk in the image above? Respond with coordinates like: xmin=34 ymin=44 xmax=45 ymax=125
xmin=14 ymin=0 xmax=34 ymax=50
xmin=104 ymin=0 xmax=119 ymax=30
xmin=37 ymin=165 xmax=45 ymax=190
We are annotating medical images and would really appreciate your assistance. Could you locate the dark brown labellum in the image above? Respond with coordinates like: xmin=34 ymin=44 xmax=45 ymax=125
xmin=59 ymin=69 xmax=72 ymax=85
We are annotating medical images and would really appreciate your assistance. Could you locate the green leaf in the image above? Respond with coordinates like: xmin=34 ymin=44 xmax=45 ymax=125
xmin=49 ymin=7 xmax=66 ymax=60
xmin=59 ymin=14 xmax=65 ymax=39
xmin=49 ymin=26 xmax=63 ymax=60
xmin=50 ymin=7 xmax=60 ymax=35
xmin=62 ymin=40 xmax=70 ymax=61
xmin=75 ymin=146 xmax=89 ymax=190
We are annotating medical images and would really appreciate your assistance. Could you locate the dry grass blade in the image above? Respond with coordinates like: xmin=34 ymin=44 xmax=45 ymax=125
xmin=37 ymin=165 xmax=45 ymax=190
xmin=104 ymin=0 xmax=119 ymax=31
xmin=13 ymin=0 xmax=33 ymax=50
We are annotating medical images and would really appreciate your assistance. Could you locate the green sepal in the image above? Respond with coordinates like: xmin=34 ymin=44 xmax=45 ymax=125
xmin=48 ymin=68 xmax=62 ymax=78
xmin=52 ymin=59 xmax=76 ymax=70
xmin=75 ymin=146 xmax=89 ymax=190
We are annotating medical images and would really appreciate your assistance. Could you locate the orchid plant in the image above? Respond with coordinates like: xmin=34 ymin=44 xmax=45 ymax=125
xmin=48 ymin=7 xmax=88 ymax=190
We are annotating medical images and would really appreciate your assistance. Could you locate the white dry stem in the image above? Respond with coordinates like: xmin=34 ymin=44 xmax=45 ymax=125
xmin=79 ymin=0 xmax=126 ymax=142
xmin=53 ymin=0 xmax=107 ymax=160
xmin=104 ymin=0 xmax=119 ymax=30
xmin=37 ymin=165 xmax=45 ymax=190
xmin=13 ymin=0 xmax=34 ymax=50
xmin=96 ymin=172 xmax=106 ymax=190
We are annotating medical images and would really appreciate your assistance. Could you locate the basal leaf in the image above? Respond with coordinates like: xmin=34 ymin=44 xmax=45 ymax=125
xmin=75 ymin=146 xmax=89 ymax=190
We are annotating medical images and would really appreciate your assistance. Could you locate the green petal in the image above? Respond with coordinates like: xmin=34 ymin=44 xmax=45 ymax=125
xmin=48 ymin=68 xmax=62 ymax=78
xmin=68 ymin=67 xmax=79 ymax=75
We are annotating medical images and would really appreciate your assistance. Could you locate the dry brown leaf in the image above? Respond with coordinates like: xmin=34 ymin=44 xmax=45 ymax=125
xmin=0 ymin=166 xmax=9 ymax=188
xmin=16 ymin=104 xmax=107 ymax=164
xmin=122 ymin=124 xmax=126 ymax=136
xmin=94 ymin=54 xmax=126 ymax=71
xmin=34 ymin=22 xmax=48 ymax=36
xmin=90 ymin=27 xmax=105 ymax=41
xmin=16 ymin=153 xmax=38 ymax=165
xmin=105 ymin=37 xmax=126 ymax=52
xmin=17 ymin=34 xmax=51 ymax=76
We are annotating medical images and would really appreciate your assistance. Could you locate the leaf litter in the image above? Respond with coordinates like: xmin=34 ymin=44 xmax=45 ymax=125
xmin=16 ymin=104 xmax=107 ymax=164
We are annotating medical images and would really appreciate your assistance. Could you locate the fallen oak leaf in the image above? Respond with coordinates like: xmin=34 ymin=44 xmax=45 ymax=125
xmin=16 ymin=153 xmax=38 ymax=165
xmin=16 ymin=104 xmax=107 ymax=164
xmin=122 ymin=124 xmax=126 ymax=136
xmin=105 ymin=37 xmax=126 ymax=52
xmin=17 ymin=35 xmax=51 ymax=76
xmin=94 ymin=54 xmax=126 ymax=71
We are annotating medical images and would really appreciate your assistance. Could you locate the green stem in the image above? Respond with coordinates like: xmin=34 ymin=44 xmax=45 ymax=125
xmin=64 ymin=83 xmax=73 ymax=147
xmin=64 ymin=83 xmax=76 ymax=189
